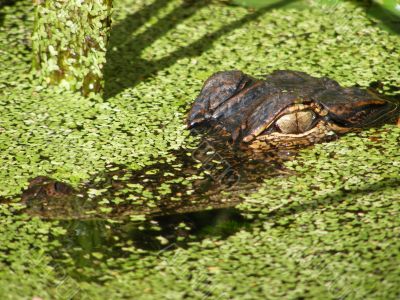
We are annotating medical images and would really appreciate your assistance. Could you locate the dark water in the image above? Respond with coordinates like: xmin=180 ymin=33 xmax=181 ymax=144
xmin=54 ymin=208 xmax=250 ymax=281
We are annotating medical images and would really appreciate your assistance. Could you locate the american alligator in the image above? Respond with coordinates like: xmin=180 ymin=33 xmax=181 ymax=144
xmin=188 ymin=70 xmax=399 ymax=151
xmin=11 ymin=70 xmax=400 ymax=220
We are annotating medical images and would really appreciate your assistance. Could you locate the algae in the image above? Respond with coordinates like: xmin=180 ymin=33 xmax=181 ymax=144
xmin=0 ymin=0 xmax=399 ymax=299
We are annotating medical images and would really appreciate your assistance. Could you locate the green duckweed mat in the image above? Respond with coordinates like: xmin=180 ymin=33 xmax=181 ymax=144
xmin=0 ymin=0 xmax=399 ymax=299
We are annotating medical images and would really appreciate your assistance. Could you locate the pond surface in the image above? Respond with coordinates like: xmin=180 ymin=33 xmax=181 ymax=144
xmin=16 ymin=126 xmax=296 ymax=277
xmin=55 ymin=208 xmax=250 ymax=281
xmin=0 ymin=0 xmax=399 ymax=299
xmin=18 ymin=126 xmax=296 ymax=220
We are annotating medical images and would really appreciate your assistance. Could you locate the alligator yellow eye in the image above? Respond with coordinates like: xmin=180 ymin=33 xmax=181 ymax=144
xmin=275 ymin=110 xmax=316 ymax=134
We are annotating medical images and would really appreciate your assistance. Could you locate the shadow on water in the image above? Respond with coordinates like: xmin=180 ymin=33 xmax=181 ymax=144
xmin=0 ymin=0 xmax=19 ymax=27
xmin=355 ymin=0 xmax=400 ymax=34
xmin=259 ymin=176 xmax=400 ymax=226
xmin=13 ymin=127 xmax=297 ymax=279
xmin=47 ymin=150 xmax=400 ymax=282
xmin=230 ymin=0 xmax=400 ymax=35
xmin=19 ymin=126 xmax=294 ymax=220
xmin=55 ymin=208 xmax=250 ymax=281
xmin=103 ymin=0 xmax=296 ymax=98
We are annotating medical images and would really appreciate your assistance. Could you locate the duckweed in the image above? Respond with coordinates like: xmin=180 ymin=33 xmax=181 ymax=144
xmin=0 ymin=0 xmax=399 ymax=298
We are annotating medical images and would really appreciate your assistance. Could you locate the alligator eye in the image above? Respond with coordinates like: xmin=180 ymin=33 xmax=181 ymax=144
xmin=275 ymin=110 xmax=316 ymax=134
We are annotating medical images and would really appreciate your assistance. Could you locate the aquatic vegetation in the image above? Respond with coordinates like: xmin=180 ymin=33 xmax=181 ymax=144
xmin=32 ymin=0 xmax=113 ymax=95
xmin=240 ymin=126 xmax=400 ymax=217
xmin=0 ymin=204 xmax=66 ymax=299
xmin=0 ymin=0 xmax=399 ymax=298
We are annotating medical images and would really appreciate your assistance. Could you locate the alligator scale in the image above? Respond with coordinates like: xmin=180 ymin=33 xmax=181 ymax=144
xmin=188 ymin=70 xmax=399 ymax=150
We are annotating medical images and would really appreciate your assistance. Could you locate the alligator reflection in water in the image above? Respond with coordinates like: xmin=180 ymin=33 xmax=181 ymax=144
xmin=20 ymin=127 xmax=294 ymax=220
